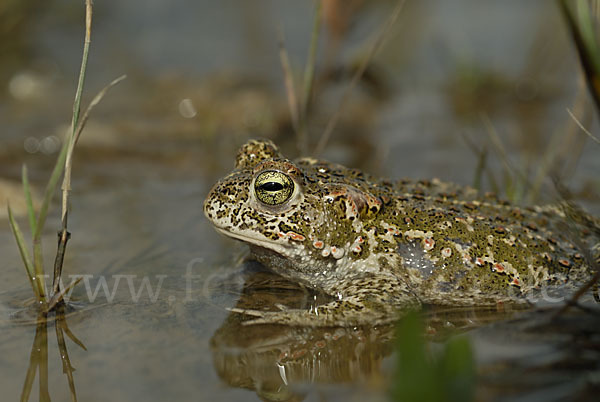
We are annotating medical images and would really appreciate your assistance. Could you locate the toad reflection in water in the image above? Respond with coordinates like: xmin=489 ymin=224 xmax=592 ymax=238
xmin=204 ymin=139 xmax=599 ymax=326
xmin=209 ymin=264 xmax=521 ymax=401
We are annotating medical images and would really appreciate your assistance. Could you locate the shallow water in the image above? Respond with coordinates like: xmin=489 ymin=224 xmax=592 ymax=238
xmin=1 ymin=1 xmax=599 ymax=401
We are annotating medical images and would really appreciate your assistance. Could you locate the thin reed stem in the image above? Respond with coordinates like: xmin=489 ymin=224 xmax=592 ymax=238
xmin=315 ymin=0 xmax=406 ymax=155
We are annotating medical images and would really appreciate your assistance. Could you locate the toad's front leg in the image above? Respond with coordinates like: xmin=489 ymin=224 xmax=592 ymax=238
xmin=230 ymin=275 xmax=419 ymax=326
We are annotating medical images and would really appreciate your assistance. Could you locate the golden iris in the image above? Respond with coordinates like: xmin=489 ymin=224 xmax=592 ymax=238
xmin=254 ymin=170 xmax=294 ymax=205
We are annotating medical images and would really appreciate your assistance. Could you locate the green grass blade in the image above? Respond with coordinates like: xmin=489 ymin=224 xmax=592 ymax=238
xmin=576 ymin=1 xmax=600 ymax=73
xmin=33 ymin=0 xmax=92 ymax=250
xmin=32 ymin=242 xmax=46 ymax=300
xmin=560 ymin=0 xmax=600 ymax=117
xmin=33 ymin=136 xmax=69 ymax=241
xmin=21 ymin=164 xmax=37 ymax=234
xmin=7 ymin=203 xmax=39 ymax=298
xmin=439 ymin=336 xmax=475 ymax=402
xmin=29 ymin=138 xmax=69 ymax=301
xmin=30 ymin=1 xmax=93 ymax=302
xmin=393 ymin=312 xmax=440 ymax=402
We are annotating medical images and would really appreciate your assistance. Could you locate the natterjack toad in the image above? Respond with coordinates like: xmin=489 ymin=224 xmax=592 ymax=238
xmin=204 ymin=139 xmax=599 ymax=326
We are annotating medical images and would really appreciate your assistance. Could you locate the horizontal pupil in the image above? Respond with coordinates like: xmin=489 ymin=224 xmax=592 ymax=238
xmin=261 ymin=182 xmax=284 ymax=192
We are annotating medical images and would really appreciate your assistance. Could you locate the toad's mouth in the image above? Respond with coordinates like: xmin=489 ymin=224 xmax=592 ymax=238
xmin=214 ymin=226 xmax=292 ymax=256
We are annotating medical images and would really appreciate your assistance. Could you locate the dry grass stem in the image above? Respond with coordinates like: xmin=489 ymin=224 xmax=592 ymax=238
xmin=553 ymin=261 xmax=600 ymax=317
xmin=69 ymin=0 xmax=93 ymax=138
xmin=302 ymin=0 xmax=322 ymax=118
xmin=46 ymin=277 xmax=82 ymax=313
xmin=53 ymin=0 xmax=124 ymax=300
xmin=480 ymin=114 xmax=514 ymax=178
xmin=61 ymin=74 xmax=126 ymax=227
xmin=278 ymin=30 xmax=300 ymax=138
xmin=567 ymin=107 xmax=600 ymax=144
xmin=297 ymin=0 xmax=323 ymax=155
xmin=315 ymin=0 xmax=406 ymax=155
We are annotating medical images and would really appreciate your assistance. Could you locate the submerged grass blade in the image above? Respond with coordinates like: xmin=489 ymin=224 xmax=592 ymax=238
xmin=7 ymin=203 xmax=39 ymax=298
xmin=22 ymin=164 xmax=37 ymax=234
xmin=38 ymin=318 xmax=50 ymax=402
xmin=55 ymin=322 xmax=78 ymax=402
xmin=62 ymin=320 xmax=87 ymax=351
xmin=20 ymin=358 xmax=37 ymax=402
xmin=20 ymin=322 xmax=43 ymax=402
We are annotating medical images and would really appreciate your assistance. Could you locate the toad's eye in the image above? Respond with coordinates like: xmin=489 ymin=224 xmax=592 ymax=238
xmin=254 ymin=170 xmax=294 ymax=205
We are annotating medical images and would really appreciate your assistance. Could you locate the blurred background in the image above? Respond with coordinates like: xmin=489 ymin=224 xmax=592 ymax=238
xmin=1 ymin=0 xmax=597 ymax=200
